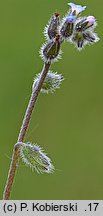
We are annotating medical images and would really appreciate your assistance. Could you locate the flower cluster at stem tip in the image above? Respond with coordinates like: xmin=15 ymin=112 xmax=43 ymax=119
xmin=40 ymin=2 xmax=99 ymax=63
xmin=20 ymin=2 xmax=100 ymax=174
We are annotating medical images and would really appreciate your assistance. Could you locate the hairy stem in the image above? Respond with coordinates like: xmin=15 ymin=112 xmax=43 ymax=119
xmin=3 ymin=62 xmax=51 ymax=200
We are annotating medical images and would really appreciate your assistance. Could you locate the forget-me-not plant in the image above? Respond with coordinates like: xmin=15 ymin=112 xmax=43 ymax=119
xmin=3 ymin=2 xmax=100 ymax=200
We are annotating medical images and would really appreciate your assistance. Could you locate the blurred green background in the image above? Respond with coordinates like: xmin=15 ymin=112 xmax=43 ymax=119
xmin=0 ymin=0 xmax=102 ymax=199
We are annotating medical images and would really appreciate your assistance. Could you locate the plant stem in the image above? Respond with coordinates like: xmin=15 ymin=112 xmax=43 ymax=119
xmin=3 ymin=62 xmax=51 ymax=200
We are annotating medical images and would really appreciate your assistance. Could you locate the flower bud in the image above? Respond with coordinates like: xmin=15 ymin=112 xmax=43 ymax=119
xmin=20 ymin=142 xmax=54 ymax=174
xmin=44 ymin=12 xmax=60 ymax=40
xmin=60 ymin=15 xmax=75 ymax=39
xmin=69 ymin=14 xmax=100 ymax=50
xmin=40 ymin=35 xmax=61 ymax=63
xmin=75 ymin=16 xmax=96 ymax=32
xmin=85 ymin=16 xmax=96 ymax=28
xmin=70 ymin=30 xmax=100 ymax=50
xmin=33 ymin=71 xmax=64 ymax=93
xmin=71 ymin=32 xmax=84 ymax=49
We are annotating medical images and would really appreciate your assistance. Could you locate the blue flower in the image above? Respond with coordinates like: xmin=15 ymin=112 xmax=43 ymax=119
xmin=66 ymin=15 xmax=76 ymax=23
xmin=86 ymin=16 xmax=96 ymax=28
xmin=68 ymin=2 xmax=86 ymax=16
